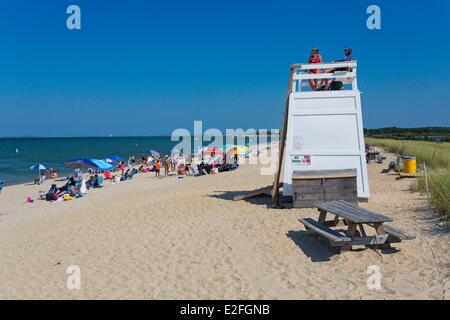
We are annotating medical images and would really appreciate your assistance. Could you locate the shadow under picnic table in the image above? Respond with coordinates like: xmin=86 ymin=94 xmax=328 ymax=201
xmin=286 ymin=230 xmax=340 ymax=262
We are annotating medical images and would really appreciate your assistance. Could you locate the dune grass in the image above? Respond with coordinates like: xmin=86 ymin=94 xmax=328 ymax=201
xmin=366 ymin=138 xmax=450 ymax=219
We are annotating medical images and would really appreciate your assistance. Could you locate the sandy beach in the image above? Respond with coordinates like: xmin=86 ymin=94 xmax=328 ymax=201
xmin=0 ymin=149 xmax=448 ymax=300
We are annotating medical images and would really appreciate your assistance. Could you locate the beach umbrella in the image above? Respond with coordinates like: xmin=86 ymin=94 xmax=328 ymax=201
xmin=207 ymin=156 xmax=222 ymax=165
xmin=30 ymin=163 xmax=46 ymax=171
xmin=150 ymin=150 xmax=161 ymax=158
xmin=65 ymin=158 xmax=114 ymax=171
xmin=89 ymin=159 xmax=115 ymax=171
xmin=204 ymin=147 xmax=224 ymax=155
xmin=65 ymin=158 xmax=92 ymax=170
xmin=146 ymin=156 xmax=155 ymax=164
xmin=225 ymin=145 xmax=249 ymax=155
xmin=221 ymin=145 xmax=236 ymax=151
xmin=30 ymin=163 xmax=47 ymax=181
xmin=105 ymin=155 xmax=123 ymax=163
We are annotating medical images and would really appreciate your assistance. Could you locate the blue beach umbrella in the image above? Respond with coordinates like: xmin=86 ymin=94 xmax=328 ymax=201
xmin=65 ymin=158 xmax=114 ymax=171
xmin=30 ymin=163 xmax=47 ymax=181
xmin=108 ymin=155 xmax=123 ymax=161
xmin=30 ymin=163 xmax=47 ymax=171
xmin=105 ymin=155 xmax=123 ymax=164
xmin=88 ymin=159 xmax=115 ymax=171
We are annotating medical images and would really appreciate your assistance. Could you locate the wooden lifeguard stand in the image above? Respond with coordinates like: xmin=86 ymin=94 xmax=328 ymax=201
xmin=272 ymin=61 xmax=370 ymax=207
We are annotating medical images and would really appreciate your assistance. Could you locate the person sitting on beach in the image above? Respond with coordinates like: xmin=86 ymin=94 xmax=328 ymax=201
xmin=141 ymin=153 xmax=147 ymax=164
xmin=198 ymin=161 xmax=212 ymax=175
xmin=197 ymin=162 xmax=206 ymax=175
xmin=104 ymin=170 xmax=112 ymax=180
xmin=123 ymin=168 xmax=131 ymax=180
xmin=308 ymin=48 xmax=323 ymax=91
xmin=119 ymin=162 xmax=126 ymax=175
xmin=56 ymin=177 xmax=75 ymax=194
xmin=177 ymin=164 xmax=187 ymax=176
xmin=49 ymin=167 xmax=58 ymax=179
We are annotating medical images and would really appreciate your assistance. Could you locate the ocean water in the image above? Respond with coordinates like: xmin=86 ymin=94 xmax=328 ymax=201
xmin=0 ymin=137 xmax=178 ymax=185
xmin=0 ymin=135 xmax=262 ymax=184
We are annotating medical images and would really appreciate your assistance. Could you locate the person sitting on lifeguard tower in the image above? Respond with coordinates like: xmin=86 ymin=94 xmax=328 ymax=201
xmin=320 ymin=47 xmax=354 ymax=90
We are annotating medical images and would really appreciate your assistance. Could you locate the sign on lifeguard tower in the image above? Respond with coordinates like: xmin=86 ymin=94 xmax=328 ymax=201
xmin=272 ymin=61 xmax=369 ymax=204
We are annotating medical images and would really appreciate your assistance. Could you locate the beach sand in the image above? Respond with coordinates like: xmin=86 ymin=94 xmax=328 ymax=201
xmin=0 ymin=149 xmax=448 ymax=299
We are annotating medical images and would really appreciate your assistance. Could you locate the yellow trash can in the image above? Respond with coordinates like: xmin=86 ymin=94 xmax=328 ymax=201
xmin=402 ymin=156 xmax=417 ymax=174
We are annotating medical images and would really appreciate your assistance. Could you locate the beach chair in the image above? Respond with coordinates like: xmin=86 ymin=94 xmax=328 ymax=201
xmin=42 ymin=184 xmax=57 ymax=201
xmin=68 ymin=185 xmax=82 ymax=198
xmin=129 ymin=168 xmax=138 ymax=179
xmin=97 ymin=176 xmax=104 ymax=187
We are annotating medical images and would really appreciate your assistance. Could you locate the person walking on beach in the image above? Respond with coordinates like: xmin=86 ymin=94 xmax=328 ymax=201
xmin=155 ymin=159 xmax=161 ymax=177
xmin=170 ymin=156 xmax=177 ymax=172
xmin=308 ymin=48 xmax=323 ymax=91
xmin=164 ymin=156 xmax=170 ymax=175
xmin=233 ymin=147 xmax=239 ymax=164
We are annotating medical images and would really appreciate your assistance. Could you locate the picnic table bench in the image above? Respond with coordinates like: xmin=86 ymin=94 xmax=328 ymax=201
xmin=299 ymin=200 xmax=415 ymax=252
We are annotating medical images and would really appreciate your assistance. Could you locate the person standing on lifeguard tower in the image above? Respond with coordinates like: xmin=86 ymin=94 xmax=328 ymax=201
xmin=308 ymin=48 xmax=323 ymax=91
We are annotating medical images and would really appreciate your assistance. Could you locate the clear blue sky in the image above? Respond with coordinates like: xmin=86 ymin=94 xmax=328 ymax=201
xmin=1 ymin=0 xmax=449 ymax=136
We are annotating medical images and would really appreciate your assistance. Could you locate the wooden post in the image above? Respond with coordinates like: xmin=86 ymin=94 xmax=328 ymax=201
xmin=341 ymin=222 xmax=357 ymax=252
xmin=423 ymin=163 xmax=431 ymax=206
xmin=271 ymin=66 xmax=295 ymax=207
xmin=318 ymin=210 xmax=327 ymax=224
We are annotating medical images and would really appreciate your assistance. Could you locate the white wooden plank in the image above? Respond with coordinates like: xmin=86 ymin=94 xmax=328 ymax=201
xmin=293 ymin=72 xmax=356 ymax=81
xmin=292 ymin=61 xmax=357 ymax=70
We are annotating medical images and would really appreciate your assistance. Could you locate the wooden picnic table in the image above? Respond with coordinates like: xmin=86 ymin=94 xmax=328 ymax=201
xmin=299 ymin=200 xmax=414 ymax=252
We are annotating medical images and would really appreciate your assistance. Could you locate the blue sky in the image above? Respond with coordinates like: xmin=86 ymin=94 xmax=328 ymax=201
xmin=0 ymin=0 xmax=449 ymax=136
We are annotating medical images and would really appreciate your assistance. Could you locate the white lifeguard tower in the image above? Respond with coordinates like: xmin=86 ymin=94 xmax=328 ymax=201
xmin=272 ymin=61 xmax=369 ymax=206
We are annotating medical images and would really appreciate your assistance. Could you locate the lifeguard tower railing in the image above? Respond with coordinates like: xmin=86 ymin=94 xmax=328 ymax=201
xmin=272 ymin=61 xmax=368 ymax=206
xmin=292 ymin=60 xmax=358 ymax=92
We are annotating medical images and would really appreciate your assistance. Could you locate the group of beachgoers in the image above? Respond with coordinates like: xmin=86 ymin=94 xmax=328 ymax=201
xmin=26 ymin=148 xmax=242 ymax=202
xmin=307 ymin=47 xmax=353 ymax=91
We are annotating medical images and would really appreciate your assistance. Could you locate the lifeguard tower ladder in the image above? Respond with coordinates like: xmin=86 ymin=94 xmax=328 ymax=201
xmin=272 ymin=61 xmax=369 ymax=206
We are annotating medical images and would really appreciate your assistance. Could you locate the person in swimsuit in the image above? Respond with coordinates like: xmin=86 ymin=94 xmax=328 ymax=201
xmin=308 ymin=48 xmax=323 ymax=91
xmin=155 ymin=159 xmax=161 ymax=177
xmin=164 ymin=156 xmax=170 ymax=175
